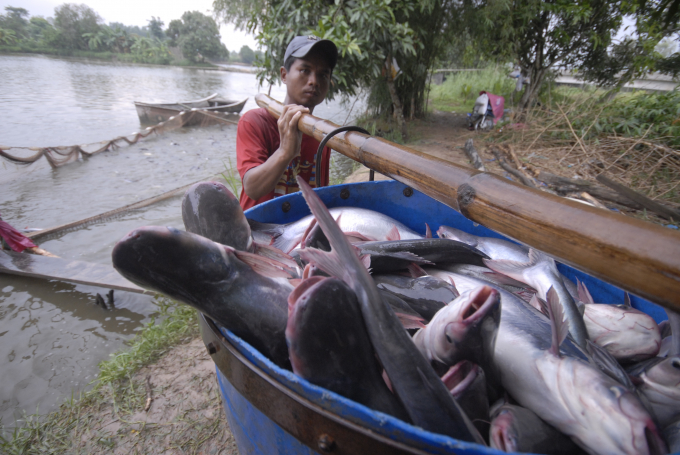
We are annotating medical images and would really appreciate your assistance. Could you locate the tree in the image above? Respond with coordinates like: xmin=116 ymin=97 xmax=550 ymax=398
xmin=239 ymin=45 xmax=255 ymax=64
xmin=0 ymin=6 xmax=29 ymax=39
xmin=214 ymin=0 xmax=449 ymax=139
xmin=27 ymin=16 xmax=54 ymax=42
xmin=457 ymin=0 xmax=625 ymax=111
xmin=148 ymin=16 xmax=164 ymax=40
xmin=53 ymin=3 xmax=102 ymax=50
xmin=165 ymin=11 xmax=227 ymax=62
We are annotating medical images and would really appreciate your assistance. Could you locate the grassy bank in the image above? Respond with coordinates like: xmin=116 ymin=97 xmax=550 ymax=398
xmin=0 ymin=45 xmax=220 ymax=67
xmin=0 ymin=296 xmax=201 ymax=454
xmin=428 ymin=66 xmax=517 ymax=114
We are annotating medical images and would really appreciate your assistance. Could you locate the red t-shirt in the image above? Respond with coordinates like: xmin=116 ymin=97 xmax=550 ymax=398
xmin=236 ymin=108 xmax=331 ymax=211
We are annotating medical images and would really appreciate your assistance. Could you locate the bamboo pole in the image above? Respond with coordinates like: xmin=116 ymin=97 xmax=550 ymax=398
xmin=256 ymin=93 xmax=680 ymax=311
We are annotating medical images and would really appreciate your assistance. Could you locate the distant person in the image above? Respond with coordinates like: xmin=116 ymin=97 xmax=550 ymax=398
xmin=236 ymin=36 xmax=338 ymax=210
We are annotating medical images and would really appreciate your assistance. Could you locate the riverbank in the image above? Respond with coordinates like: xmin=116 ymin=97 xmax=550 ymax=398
xmin=0 ymin=46 xmax=256 ymax=73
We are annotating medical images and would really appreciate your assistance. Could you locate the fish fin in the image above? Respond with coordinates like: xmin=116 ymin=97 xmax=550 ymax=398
xmin=446 ymin=276 xmax=460 ymax=297
xmin=425 ymin=223 xmax=432 ymax=238
xmin=547 ymin=286 xmax=568 ymax=357
xmin=234 ymin=249 xmax=298 ymax=278
xmin=396 ymin=312 xmax=427 ymax=329
xmin=481 ymin=270 xmax=535 ymax=289
xmin=529 ymin=294 xmax=548 ymax=315
xmin=386 ymin=225 xmax=401 ymax=241
xmin=299 ymin=217 xmax=317 ymax=249
xmin=623 ymin=292 xmax=632 ymax=309
xmin=270 ymin=234 xmax=302 ymax=254
xmin=483 ymin=256 xmax=534 ymax=282
xmin=359 ymin=252 xmax=372 ymax=273
xmin=297 ymin=248 xmax=351 ymax=282
xmin=576 ymin=278 xmax=595 ymax=305
xmin=288 ymin=278 xmax=303 ymax=287
xmin=408 ymin=263 xmax=428 ymax=277
xmin=381 ymin=251 xmax=433 ymax=265
xmin=343 ymin=231 xmax=376 ymax=242
xmin=254 ymin=242 xmax=298 ymax=269
xmin=586 ymin=340 xmax=635 ymax=390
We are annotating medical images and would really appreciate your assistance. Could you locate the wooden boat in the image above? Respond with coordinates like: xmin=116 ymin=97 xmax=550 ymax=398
xmin=134 ymin=93 xmax=247 ymax=126
xmin=197 ymin=94 xmax=680 ymax=455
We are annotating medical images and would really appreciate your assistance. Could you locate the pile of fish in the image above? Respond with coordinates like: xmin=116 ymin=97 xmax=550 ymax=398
xmin=112 ymin=180 xmax=680 ymax=455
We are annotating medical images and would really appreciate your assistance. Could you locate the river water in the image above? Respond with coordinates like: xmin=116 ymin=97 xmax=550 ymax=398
xmin=0 ymin=53 xmax=364 ymax=427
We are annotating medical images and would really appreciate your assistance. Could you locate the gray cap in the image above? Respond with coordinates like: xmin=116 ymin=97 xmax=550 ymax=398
xmin=283 ymin=35 xmax=338 ymax=70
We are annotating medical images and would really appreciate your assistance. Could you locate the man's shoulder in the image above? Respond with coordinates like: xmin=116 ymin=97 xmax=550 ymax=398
xmin=240 ymin=107 xmax=277 ymax=129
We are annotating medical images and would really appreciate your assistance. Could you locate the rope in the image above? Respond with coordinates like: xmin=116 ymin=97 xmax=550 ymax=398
xmin=0 ymin=111 xmax=191 ymax=169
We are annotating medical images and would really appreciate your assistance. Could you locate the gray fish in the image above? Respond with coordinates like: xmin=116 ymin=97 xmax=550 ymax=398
xmin=437 ymin=225 xmax=529 ymax=262
xmin=111 ymin=226 xmax=292 ymax=369
xmin=286 ymin=276 xmax=410 ymax=421
xmin=295 ymin=177 xmax=484 ymax=444
xmin=378 ymin=290 xmax=427 ymax=329
xmin=489 ymin=403 xmax=585 ymax=454
xmin=485 ymin=248 xmax=589 ymax=349
xmin=577 ymin=281 xmax=661 ymax=362
xmin=663 ymin=418 xmax=680 ymax=454
xmin=373 ymin=274 xmax=457 ymax=321
xmin=182 ymin=181 xmax=253 ymax=252
xmin=441 ymin=361 xmax=490 ymax=438
xmin=421 ymin=268 xmax=666 ymax=455
xmin=583 ymin=303 xmax=661 ymax=362
xmin=303 ymin=237 xmax=490 ymax=273
xmin=635 ymin=356 xmax=680 ymax=428
xmin=249 ymin=206 xmax=422 ymax=253
xmin=412 ymin=286 xmax=500 ymax=367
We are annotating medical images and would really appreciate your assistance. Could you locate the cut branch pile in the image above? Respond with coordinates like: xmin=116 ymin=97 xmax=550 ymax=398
xmin=488 ymin=97 xmax=680 ymax=224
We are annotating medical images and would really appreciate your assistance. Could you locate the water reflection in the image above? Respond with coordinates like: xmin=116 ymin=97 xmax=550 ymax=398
xmin=0 ymin=275 xmax=155 ymax=426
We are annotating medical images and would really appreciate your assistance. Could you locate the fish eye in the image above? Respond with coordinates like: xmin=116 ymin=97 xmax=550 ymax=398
xmin=609 ymin=386 xmax=624 ymax=398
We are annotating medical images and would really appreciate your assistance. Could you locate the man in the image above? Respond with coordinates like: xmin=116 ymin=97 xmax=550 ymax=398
xmin=236 ymin=36 xmax=338 ymax=210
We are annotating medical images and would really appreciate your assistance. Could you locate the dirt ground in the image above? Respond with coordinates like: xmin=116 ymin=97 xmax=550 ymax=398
xmin=78 ymin=338 xmax=239 ymax=455
xmin=345 ymin=109 xmax=495 ymax=182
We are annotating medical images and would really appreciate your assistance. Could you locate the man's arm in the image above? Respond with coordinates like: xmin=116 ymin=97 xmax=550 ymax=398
xmin=243 ymin=105 xmax=309 ymax=201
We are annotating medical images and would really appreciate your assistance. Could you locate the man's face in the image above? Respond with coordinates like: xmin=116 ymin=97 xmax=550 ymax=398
xmin=281 ymin=51 xmax=332 ymax=110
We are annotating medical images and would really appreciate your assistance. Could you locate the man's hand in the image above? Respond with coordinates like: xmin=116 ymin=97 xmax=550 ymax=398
xmin=277 ymin=104 xmax=309 ymax=161
xmin=242 ymin=104 xmax=310 ymax=201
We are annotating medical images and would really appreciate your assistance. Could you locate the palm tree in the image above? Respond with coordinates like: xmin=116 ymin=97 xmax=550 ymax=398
xmin=0 ymin=28 xmax=17 ymax=45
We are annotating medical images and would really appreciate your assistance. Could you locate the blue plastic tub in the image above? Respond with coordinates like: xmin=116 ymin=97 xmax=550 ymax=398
xmin=202 ymin=180 xmax=672 ymax=455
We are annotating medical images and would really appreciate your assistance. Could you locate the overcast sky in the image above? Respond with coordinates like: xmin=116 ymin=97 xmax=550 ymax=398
xmin=4 ymin=0 xmax=259 ymax=52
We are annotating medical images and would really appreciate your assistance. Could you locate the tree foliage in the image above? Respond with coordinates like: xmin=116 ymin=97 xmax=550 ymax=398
xmin=167 ymin=11 xmax=227 ymax=62
xmin=148 ymin=16 xmax=164 ymax=40
xmin=239 ymin=45 xmax=255 ymax=64
xmin=456 ymin=0 xmax=625 ymax=110
xmin=0 ymin=6 xmax=29 ymax=39
xmin=214 ymin=0 xmax=453 ymax=134
xmin=53 ymin=3 xmax=102 ymax=50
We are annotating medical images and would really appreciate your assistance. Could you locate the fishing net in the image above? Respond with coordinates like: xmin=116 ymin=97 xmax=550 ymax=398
xmin=0 ymin=109 xmax=238 ymax=169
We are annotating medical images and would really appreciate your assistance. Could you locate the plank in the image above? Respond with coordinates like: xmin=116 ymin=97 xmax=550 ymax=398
xmin=255 ymin=93 xmax=680 ymax=311
xmin=0 ymin=249 xmax=151 ymax=294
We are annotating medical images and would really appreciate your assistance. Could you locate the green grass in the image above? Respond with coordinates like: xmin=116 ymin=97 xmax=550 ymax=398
xmin=0 ymin=296 xmax=199 ymax=454
xmin=428 ymin=66 xmax=517 ymax=113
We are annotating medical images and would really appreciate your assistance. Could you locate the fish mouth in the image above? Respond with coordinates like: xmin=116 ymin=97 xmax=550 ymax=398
xmin=461 ymin=286 xmax=499 ymax=326
xmin=287 ymin=276 xmax=326 ymax=317
xmin=490 ymin=411 xmax=516 ymax=452
xmin=441 ymin=360 xmax=479 ymax=396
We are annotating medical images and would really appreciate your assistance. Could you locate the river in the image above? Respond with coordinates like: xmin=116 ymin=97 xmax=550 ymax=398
xmin=0 ymin=53 xmax=364 ymax=428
